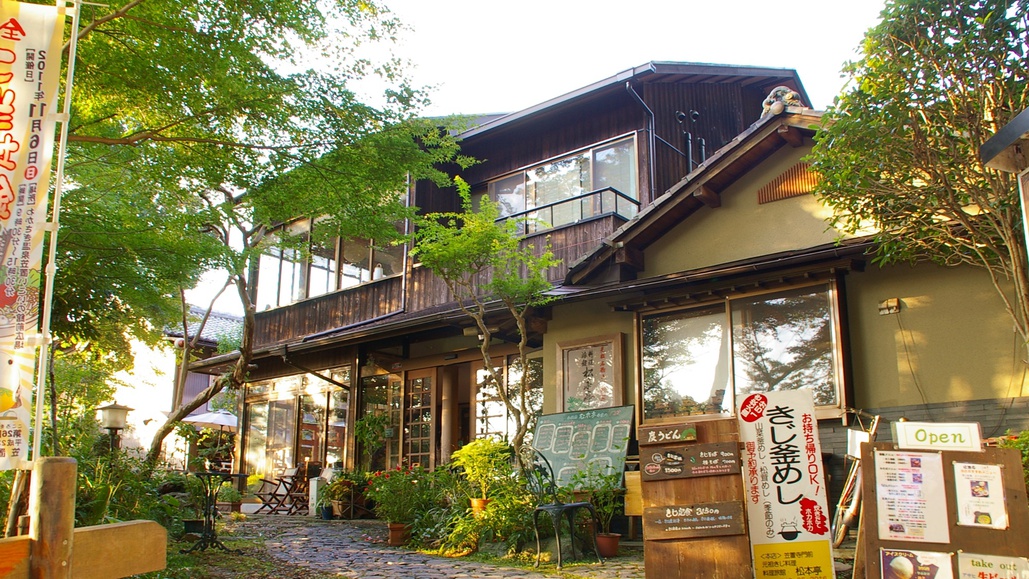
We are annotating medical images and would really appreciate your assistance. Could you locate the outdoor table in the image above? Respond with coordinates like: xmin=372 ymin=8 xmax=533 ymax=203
xmin=180 ymin=471 xmax=248 ymax=554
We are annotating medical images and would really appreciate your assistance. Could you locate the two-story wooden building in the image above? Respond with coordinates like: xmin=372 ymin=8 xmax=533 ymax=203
xmin=196 ymin=61 xmax=1029 ymax=482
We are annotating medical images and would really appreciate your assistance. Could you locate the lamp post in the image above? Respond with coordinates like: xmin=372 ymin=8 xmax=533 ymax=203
xmin=99 ymin=402 xmax=132 ymax=451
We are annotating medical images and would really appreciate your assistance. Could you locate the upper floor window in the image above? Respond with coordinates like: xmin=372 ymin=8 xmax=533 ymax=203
xmin=639 ymin=281 xmax=844 ymax=423
xmin=485 ymin=136 xmax=639 ymax=233
xmin=255 ymin=218 xmax=406 ymax=310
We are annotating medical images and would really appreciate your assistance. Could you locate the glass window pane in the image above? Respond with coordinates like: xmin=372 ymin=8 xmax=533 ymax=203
xmin=642 ymin=304 xmax=731 ymax=420
xmin=527 ymin=153 xmax=589 ymax=228
xmin=489 ymin=174 xmax=526 ymax=218
xmin=244 ymin=401 xmax=269 ymax=476
xmin=299 ymin=393 xmax=326 ymax=464
xmin=266 ymin=399 xmax=296 ymax=476
xmin=308 ymin=237 xmax=338 ymax=299
xmin=340 ymin=238 xmax=371 ymax=287
xmin=731 ymin=285 xmax=837 ymax=406
xmin=327 ymin=387 xmax=348 ymax=468
xmin=594 ymin=139 xmax=637 ymax=199
xmin=372 ymin=237 xmax=405 ymax=279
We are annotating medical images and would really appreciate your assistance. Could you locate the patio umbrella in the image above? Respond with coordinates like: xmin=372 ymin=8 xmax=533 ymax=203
xmin=182 ymin=409 xmax=238 ymax=433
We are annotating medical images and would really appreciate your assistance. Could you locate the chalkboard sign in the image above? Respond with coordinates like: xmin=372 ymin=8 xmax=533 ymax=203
xmin=532 ymin=405 xmax=634 ymax=487
xmin=641 ymin=442 xmax=741 ymax=481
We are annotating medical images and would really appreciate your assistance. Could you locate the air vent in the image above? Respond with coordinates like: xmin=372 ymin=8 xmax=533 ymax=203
xmin=757 ymin=162 xmax=819 ymax=204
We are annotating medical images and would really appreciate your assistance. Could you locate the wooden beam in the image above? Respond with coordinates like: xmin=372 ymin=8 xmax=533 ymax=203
xmin=615 ymin=246 xmax=645 ymax=271
xmin=694 ymin=185 xmax=721 ymax=208
xmin=29 ymin=457 xmax=75 ymax=578
xmin=0 ymin=536 xmax=30 ymax=578
xmin=777 ymin=124 xmax=804 ymax=147
xmin=71 ymin=521 xmax=167 ymax=579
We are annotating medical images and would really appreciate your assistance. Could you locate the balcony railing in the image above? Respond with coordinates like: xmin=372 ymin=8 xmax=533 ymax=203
xmin=499 ymin=187 xmax=639 ymax=234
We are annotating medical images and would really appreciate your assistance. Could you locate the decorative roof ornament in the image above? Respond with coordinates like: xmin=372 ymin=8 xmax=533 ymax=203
xmin=761 ymin=86 xmax=804 ymax=117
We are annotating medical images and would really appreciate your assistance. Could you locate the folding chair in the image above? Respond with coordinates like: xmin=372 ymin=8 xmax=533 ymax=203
xmin=518 ymin=446 xmax=603 ymax=569
xmin=253 ymin=467 xmax=297 ymax=514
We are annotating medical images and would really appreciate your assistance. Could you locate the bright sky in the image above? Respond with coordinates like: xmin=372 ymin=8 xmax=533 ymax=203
xmin=383 ymin=0 xmax=888 ymax=116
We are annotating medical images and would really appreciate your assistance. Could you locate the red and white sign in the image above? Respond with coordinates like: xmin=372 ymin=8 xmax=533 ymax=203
xmin=0 ymin=0 xmax=65 ymax=470
xmin=738 ymin=389 xmax=835 ymax=579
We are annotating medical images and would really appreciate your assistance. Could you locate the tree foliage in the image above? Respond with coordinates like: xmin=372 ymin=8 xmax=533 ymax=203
xmin=411 ymin=178 xmax=558 ymax=452
xmin=808 ymin=0 xmax=1029 ymax=343
xmin=34 ymin=0 xmax=467 ymax=463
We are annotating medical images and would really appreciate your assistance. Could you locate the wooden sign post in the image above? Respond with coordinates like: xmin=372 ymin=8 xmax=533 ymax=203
xmin=640 ymin=418 xmax=751 ymax=578
xmin=0 ymin=457 xmax=167 ymax=579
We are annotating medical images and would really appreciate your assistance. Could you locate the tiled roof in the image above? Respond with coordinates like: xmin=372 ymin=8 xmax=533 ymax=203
xmin=166 ymin=306 xmax=243 ymax=345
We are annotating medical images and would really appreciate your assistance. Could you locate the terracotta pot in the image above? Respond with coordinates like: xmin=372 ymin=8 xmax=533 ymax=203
xmin=387 ymin=522 xmax=411 ymax=546
xmin=596 ymin=532 xmax=621 ymax=558
xmin=470 ymin=497 xmax=491 ymax=516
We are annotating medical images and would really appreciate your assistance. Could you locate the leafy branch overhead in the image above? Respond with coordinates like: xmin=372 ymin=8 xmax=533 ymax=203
xmin=412 ymin=177 xmax=559 ymax=451
xmin=38 ymin=0 xmax=469 ymax=463
xmin=808 ymin=0 xmax=1029 ymax=344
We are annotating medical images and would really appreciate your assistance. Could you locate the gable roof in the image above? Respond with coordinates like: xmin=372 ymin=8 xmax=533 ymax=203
xmin=459 ymin=61 xmax=809 ymax=140
xmin=564 ymin=107 xmax=828 ymax=285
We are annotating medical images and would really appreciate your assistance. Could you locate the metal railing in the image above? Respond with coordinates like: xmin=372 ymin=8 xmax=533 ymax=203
xmin=497 ymin=187 xmax=640 ymax=234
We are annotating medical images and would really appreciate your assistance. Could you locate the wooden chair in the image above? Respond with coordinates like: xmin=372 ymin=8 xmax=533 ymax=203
xmin=518 ymin=446 xmax=603 ymax=569
xmin=253 ymin=467 xmax=297 ymax=514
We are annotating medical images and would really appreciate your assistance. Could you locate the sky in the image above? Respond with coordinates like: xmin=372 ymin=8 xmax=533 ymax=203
xmin=382 ymin=0 xmax=889 ymax=116
xmin=191 ymin=0 xmax=889 ymax=316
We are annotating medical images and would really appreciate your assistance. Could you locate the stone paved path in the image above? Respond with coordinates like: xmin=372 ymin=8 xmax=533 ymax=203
xmin=224 ymin=515 xmax=645 ymax=579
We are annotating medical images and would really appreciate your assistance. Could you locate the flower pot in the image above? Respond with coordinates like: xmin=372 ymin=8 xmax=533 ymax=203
xmin=319 ymin=505 xmax=334 ymax=520
xmin=470 ymin=497 xmax=491 ymax=516
xmin=596 ymin=532 xmax=621 ymax=558
xmin=387 ymin=522 xmax=411 ymax=546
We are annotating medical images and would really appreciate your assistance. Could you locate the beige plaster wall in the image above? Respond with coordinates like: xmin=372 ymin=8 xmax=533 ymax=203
xmin=844 ymin=261 xmax=1028 ymax=409
xmin=542 ymin=300 xmax=636 ymax=414
xmin=644 ymin=145 xmax=846 ymax=277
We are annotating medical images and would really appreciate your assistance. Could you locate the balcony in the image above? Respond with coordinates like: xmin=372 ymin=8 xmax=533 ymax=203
xmin=252 ymin=188 xmax=640 ymax=347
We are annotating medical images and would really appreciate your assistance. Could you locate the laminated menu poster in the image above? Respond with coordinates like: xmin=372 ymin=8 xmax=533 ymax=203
xmin=880 ymin=549 xmax=954 ymax=579
xmin=953 ymin=462 xmax=1008 ymax=530
xmin=874 ymin=450 xmax=950 ymax=543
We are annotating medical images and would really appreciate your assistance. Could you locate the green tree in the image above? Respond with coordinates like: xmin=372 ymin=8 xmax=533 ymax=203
xmin=808 ymin=0 xmax=1029 ymax=347
xmin=38 ymin=0 xmax=467 ymax=464
xmin=411 ymin=178 xmax=558 ymax=452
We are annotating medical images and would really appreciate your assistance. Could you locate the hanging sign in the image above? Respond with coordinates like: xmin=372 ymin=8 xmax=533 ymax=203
xmin=0 ymin=0 xmax=66 ymax=471
xmin=738 ymin=389 xmax=835 ymax=579
xmin=893 ymin=421 xmax=983 ymax=452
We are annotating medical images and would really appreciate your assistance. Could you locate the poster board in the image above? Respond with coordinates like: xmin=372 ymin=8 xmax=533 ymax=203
xmin=531 ymin=405 xmax=633 ymax=487
xmin=860 ymin=442 xmax=1029 ymax=578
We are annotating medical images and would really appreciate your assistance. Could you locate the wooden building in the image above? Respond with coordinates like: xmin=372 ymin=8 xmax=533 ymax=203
xmin=191 ymin=61 xmax=1029 ymax=495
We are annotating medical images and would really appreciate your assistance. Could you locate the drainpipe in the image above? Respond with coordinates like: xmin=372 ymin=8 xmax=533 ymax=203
xmin=626 ymin=82 xmax=656 ymax=201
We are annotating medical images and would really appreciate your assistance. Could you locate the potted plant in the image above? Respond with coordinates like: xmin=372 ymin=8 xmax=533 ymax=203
xmin=364 ymin=465 xmax=431 ymax=545
xmin=324 ymin=471 xmax=368 ymax=519
xmin=450 ymin=437 xmax=511 ymax=515
xmin=354 ymin=413 xmax=389 ymax=472
xmin=314 ymin=482 xmax=334 ymax=520
xmin=216 ymin=483 xmax=244 ymax=514
xmin=571 ymin=464 xmax=625 ymax=557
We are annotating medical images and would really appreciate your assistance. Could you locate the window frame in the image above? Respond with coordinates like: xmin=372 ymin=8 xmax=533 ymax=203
xmin=636 ymin=279 xmax=847 ymax=425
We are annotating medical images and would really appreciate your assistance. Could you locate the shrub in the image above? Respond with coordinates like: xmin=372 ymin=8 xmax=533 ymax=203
xmin=365 ymin=465 xmax=433 ymax=524
xmin=999 ymin=430 xmax=1029 ymax=496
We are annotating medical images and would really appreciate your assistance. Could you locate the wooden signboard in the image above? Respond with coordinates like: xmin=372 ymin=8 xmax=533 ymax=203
xmin=643 ymin=501 xmax=746 ymax=540
xmin=640 ymin=441 xmax=740 ymax=481
xmin=641 ymin=418 xmax=752 ymax=579
xmin=858 ymin=442 xmax=1029 ymax=579
xmin=638 ymin=423 xmax=697 ymax=446
xmin=532 ymin=405 xmax=634 ymax=486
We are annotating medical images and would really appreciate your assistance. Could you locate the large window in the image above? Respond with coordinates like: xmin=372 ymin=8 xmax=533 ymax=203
xmin=255 ymin=218 xmax=406 ymax=310
xmin=474 ymin=353 xmax=543 ymax=442
xmin=485 ymin=136 xmax=638 ymax=233
xmin=640 ymin=282 xmax=843 ymax=423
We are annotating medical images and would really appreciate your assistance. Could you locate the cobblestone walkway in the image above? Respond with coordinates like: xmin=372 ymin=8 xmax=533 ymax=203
xmin=224 ymin=515 xmax=645 ymax=579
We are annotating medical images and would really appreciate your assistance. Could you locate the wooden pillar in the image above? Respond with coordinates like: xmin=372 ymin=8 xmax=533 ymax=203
xmin=28 ymin=457 xmax=76 ymax=578
xmin=440 ymin=365 xmax=457 ymax=463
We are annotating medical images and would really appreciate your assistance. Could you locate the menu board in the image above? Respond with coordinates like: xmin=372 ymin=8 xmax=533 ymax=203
xmin=532 ymin=405 xmax=633 ymax=487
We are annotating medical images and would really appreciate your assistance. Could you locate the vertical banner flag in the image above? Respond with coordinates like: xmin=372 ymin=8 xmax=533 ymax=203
xmin=0 ymin=0 xmax=65 ymax=470
xmin=738 ymin=389 xmax=835 ymax=579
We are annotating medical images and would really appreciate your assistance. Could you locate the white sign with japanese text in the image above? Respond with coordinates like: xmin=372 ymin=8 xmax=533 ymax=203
xmin=874 ymin=450 xmax=949 ymax=543
xmin=738 ymin=389 xmax=835 ymax=579
xmin=953 ymin=462 xmax=1008 ymax=530
xmin=956 ymin=552 xmax=1029 ymax=579
xmin=0 ymin=0 xmax=65 ymax=470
